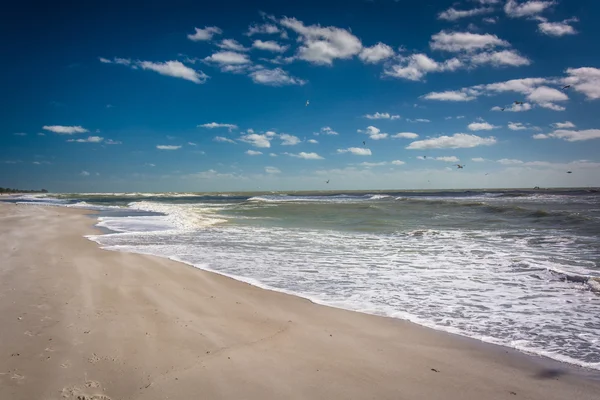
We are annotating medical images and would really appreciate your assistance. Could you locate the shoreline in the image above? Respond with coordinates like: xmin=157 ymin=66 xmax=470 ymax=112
xmin=1 ymin=202 xmax=599 ymax=399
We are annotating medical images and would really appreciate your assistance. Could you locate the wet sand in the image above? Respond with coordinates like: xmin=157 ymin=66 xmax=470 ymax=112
xmin=1 ymin=202 xmax=599 ymax=400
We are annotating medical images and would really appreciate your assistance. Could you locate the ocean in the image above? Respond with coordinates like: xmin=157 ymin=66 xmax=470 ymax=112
xmin=9 ymin=188 xmax=600 ymax=370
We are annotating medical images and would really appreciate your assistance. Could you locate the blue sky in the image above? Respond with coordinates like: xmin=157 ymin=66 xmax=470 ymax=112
xmin=2 ymin=0 xmax=600 ymax=192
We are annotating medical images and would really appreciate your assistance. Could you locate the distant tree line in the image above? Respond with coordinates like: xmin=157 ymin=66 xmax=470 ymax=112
xmin=0 ymin=187 xmax=48 ymax=194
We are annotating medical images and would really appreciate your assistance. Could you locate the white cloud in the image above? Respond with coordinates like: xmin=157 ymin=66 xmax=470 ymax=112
xmin=13 ymin=132 xmax=27 ymax=136
xmin=563 ymin=67 xmax=600 ymax=100
xmin=498 ymin=158 xmax=524 ymax=165
xmin=249 ymin=68 xmax=306 ymax=86
xmin=491 ymin=102 xmax=533 ymax=112
xmin=246 ymin=150 xmax=263 ymax=155
xmin=504 ymin=0 xmax=555 ymax=18
xmin=475 ymin=0 xmax=500 ymax=4
xmin=99 ymin=57 xmax=111 ymax=63
xmin=359 ymin=43 xmax=394 ymax=64
xmin=265 ymin=166 xmax=281 ymax=174
xmin=239 ymin=133 xmax=272 ymax=148
xmin=187 ymin=26 xmax=222 ymax=41
xmin=204 ymin=51 xmax=250 ymax=65
xmin=468 ymin=121 xmax=499 ymax=131
xmin=337 ymin=147 xmax=372 ymax=156
xmin=393 ymin=132 xmax=419 ymax=139
xmin=42 ymin=125 xmax=88 ymax=134
xmin=80 ymin=171 xmax=90 ymax=176
xmin=37 ymin=132 xmax=45 ymax=136
xmin=422 ymin=90 xmax=475 ymax=101
xmin=538 ymin=19 xmax=578 ymax=37
xmin=214 ymin=136 xmax=236 ymax=144
xmin=199 ymin=122 xmax=238 ymax=131
xmin=508 ymin=122 xmax=528 ymax=130
xmin=252 ymin=40 xmax=289 ymax=53
xmin=483 ymin=17 xmax=498 ymax=24
xmin=545 ymin=129 xmax=600 ymax=141
xmin=218 ymin=39 xmax=249 ymax=52
xmin=67 ymin=136 xmax=104 ymax=143
xmin=430 ymin=31 xmax=509 ymax=52
xmin=364 ymin=112 xmax=400 ymax=120
xmin=435 ymin=156 xmax=460 ymax=163
xmin=156 ymin=145 xmax=181 ymax=150
xmin=407 ymin=133 xmax=497 ymax=149
xmin=280 ymin=133 xmax=301 ymax=145
xmin=407 ymin=118 xmax=431 ymax=123
xmin=469 ymin=50 xmax=531 ymax=66
xmin=308 ymin=139 xmax=318 ymax=144
xmin=138 ymin=60 xmax=208 ymax=84
xmin=533 ymin=133 xmax=549 ymax=139
xmin=358 ymin=162 xmax=389 ymax=167
xmin=314 ymin=126 xmax=339 ymax=136
xmin=383 ymin=53 xmax=463 ymax=81
xmin=280 ymin=17 xmax=363 ymax=65
xmin=552 ymin=121 xmax=576 ymax=129
xmin=270 ymin=153 xmax=278 ymax=157
xmin=247 ymin=23 xmax=280 ymax=36
xmin=472 ymin=157 xmax=486 ymax=162
xmin=285 ymin=152 xmax=324 ymax=159
xmin=187 ymin=142 xmax=197 ymax=146
xmin=527 ymin=86 xmax=568 ymax=103
xmin=358 ymin=126 xmax=388 ymax=140
xmin=438 ymin=7 xmax=494 ymax=21
xmin=391 ymin=160 xmax=406 ymax=165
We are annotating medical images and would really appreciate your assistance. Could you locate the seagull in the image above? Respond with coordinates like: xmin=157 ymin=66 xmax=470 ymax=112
xmin=423 ymin=155 xmax=427 ymax=159
xmin=562 ymin=85 xmax=571 ymax=90
xmin=326 ymin=179 xmax=330 ymax=184
xmin=567 ymin=171 xmax=572 ymax=174
xmin=362 ymin=141 xmax=366 ymax=146
xmin=305 ymin=100 xmax=310 ymax=107
xmin=514 ymin=101 xmax=524 ymax=105
xmin=455 ymin=164 xmax=465 ymax=169
xmin=501 ymin=107 xmax=505 ymax=111
xmin=485 ymin=173 xmax=489 ymax=176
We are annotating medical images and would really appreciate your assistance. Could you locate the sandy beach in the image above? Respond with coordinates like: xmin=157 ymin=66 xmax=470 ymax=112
xmin=1 ymin=202 xmax=599 ymax=400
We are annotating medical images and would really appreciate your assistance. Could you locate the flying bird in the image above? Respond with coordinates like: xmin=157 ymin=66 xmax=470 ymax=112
xmin=501 ymin=107 xmax=505 ymax=111
xmin=514 ymin=101 xmax=524 ymax=105
xmin=567 ymin=171 xmax=572 ymax=174
xmin=455 ymin=164 xmax=465 ymax=169
xmin=305 ymin=100 xmax=310 ymax=107
xmin=562 ymin=85 xmax=571 ymax=90
xmin=423 ymin=155 xmax=427 ymax=159
xmin=326 ymin=179 xmax=330 ymax=184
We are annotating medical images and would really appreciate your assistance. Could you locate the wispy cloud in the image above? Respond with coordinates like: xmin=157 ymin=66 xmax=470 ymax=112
xmin=285 ymin=152 xmax=324 ymax=159
xmin=468 ymin=121 xmax=500 ymax=131
xmin=314 ymin=126 xmax=339 ymax=136
xmin=438 ymin=7 xmax=494 ymax=21
xmin=265 ymin=166 xmax=281 ymax=174
xmin=252 ymin=40 xmax=289 ymax=53
xmin=187 ymin=26 xmax=222 ymax=41
xmin=406 ymin=133 xmax=497 ymax=149
xmin=67 ymin=136 xmax=103 ymax=143
xmin=392 ymin=132 xmax=419 ymax=139
xmin=156 ymin=145 xmax=182 ymax=150
xmin=239 ymin=133 xmax=273 ymax=148
xmin=199 ymin=122 xmax=238 ymax=131
xmin=504 ymin=0 xmax=555 ymax=18
xmin=101 ymin=58 xmax=209 ymax=84
xmin=245 ymin=150 xmax=263 ymax=155
xmin=213 ymin=136 xmax=236 ymax=144
xmin=279 ymin=133 xmax=301 ymax=145
xmin=249 ymin=67 xmax=306 ymax=86
xmin=364 ymin=112 xmax=400 ymax=120
xmin=337 ymin=147 xmax=372 ymax=156
xmin=43 ymin=125 xmax=88 ymax=134
xmin=13 ymin=132 xmax=27 ymax=136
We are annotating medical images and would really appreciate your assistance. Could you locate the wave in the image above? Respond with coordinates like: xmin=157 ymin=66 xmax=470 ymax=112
xmin=548 ymin=269 xmax=600 ymax=293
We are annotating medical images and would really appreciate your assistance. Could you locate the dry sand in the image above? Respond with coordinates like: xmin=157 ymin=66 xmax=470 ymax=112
xmin=1 ymin=202 xmax=599 ymax=400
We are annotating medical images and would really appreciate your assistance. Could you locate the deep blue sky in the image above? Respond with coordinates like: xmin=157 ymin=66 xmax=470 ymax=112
xmin=1 ymin=0 xmax=599 ymax=192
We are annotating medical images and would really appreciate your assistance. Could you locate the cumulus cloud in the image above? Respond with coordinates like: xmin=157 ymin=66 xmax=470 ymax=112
xmin=213 ymin=136 xmax=236 ymax=143
xmin=239 ymin=133 xmax=273 ymax=148
xmin=364 ymin=112 xmax=400 ymax=120
xmin=544 ymin=129 xmax=600 ymax=141
xmin=434 ymin=156 xmax=460 ymax=163
xmin=498 ymin=158 xmax=524 ymax=165
xmin=187 ymin=26 xmax=222 ymax=41
xmin=393 ymin=132 xmax=419 ymax=139
xmin=468 ymin=121 xmax=499 ymax=130
xmin=469 ymin=50 xmax=531 ymax=66
xmin=337 ymin=147 xmax=372 ymax=156
xmin=383 ymin=53 xmax=463 ymax=81
xmin=532 ymin=133 xmax=549 ymax=139
xmin=80 ymin=171 xmax=90 ymax=176
xmin=430 ymin=31 xmax=509 ymax=52
xmin=359 ymin=43 xmax=394 ymax=64
xmin=246 ymin=23 xmax=280 ymax=36
xmin=438 ymin=7 xmax=494 ymax=21
xmin=199 ymin=122 xmax=238 ymax=131
xmin=538 ymin=19 xmax=578 ymax=37
xmin=42 ymin=125 xmax=88 ymax=134
xmin=504 ymin=0 xmax=555 ymax=18
xmin=204 ymin=51 xmax=250 ymax=65
xmin=138 ymin=60 xmax=208 ymax=84
xmin=391 ymin=160 xmax=406 ymax=165
xmin=252 ymin=40 xmax=289 ymax=53
xmin=563 ymin=67 xmax=600 ymax=100
xmin=280 ymin=17 xmax=362 ymax=65
xmin=358 ymin=126 xmax=388 ymax=140
xmin=508 ymin=122 xmax=528 ymax=130
xmin=270 ymin=153 xmax=278 ymax=157
xmin=67 ymin=136 xmax=104 ymax=143
xmin=491 ymin=102 xmax=533 ymax=112
xmin=156 ymin=145 xmax=182 ymax=150
xmin=308 ymin=139 xmax=318 ymax=144
xmin=249 ymin=67 xmax=306 ymax=86
xmin=407 ymin=133 xmax=497 ymax=149
xmin=422 ymin=90 xmax=476 ymax=101
xmin=285 ymin=152 xmax=324 ymax=159
xmin=280 ymin=133 xmax=301 ymax=145
xmin=314 ymin=126 xmax=339 ymax=136
xmin=407 ymin=118 xmax=431 ymax=123
xmin=472 ymin=157 xmax=486 ymax=162
xmin=551 ymin=121 xmax=575 ymax=129
xmin=217 ymin=39 xmax=249 ymax=52
xmin=246 ymin=150 xmax=263 ymax=155
xmin=265 ymin=166 xmax=281 ymax=174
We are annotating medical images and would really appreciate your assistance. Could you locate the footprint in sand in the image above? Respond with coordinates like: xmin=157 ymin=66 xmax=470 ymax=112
xmin=24 ymin=331 xmax=34 ymax=337
xmin=85 ymin=380 xmax=101 ymax=389
xmin=88 ymin=354 xmax=100 ymax=364
xmin=11 ymin=373 xmax=25 ymax=382
xmin=60 ymin=361 xmax=71 ymax=369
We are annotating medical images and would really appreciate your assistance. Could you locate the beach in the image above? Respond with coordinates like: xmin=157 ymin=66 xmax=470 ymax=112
xmin=1 ymin=202 xmax=599 ymax=400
